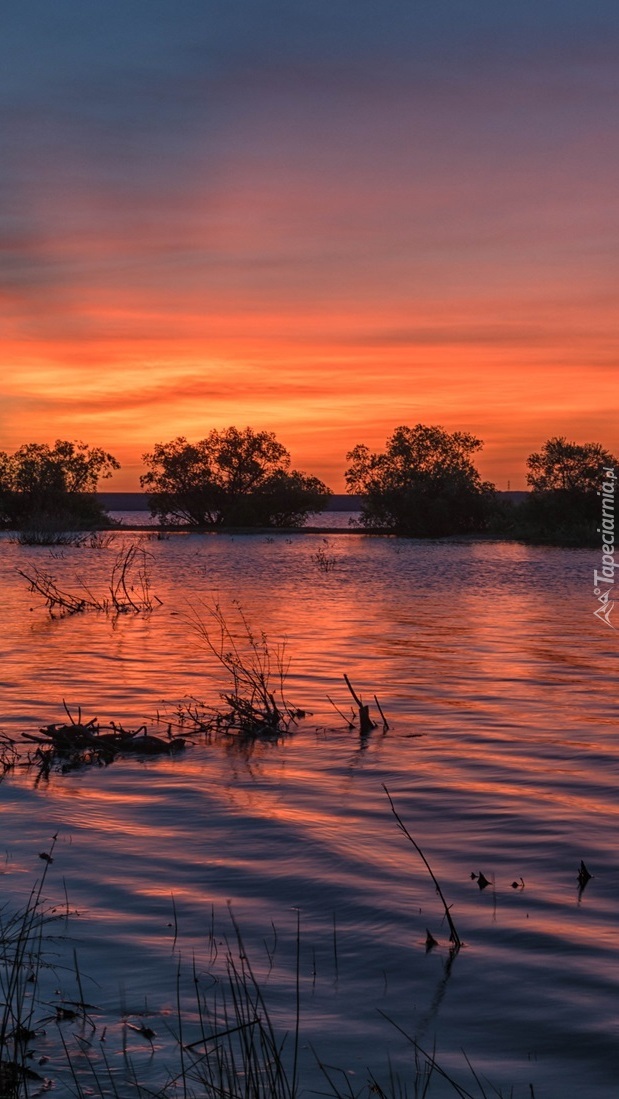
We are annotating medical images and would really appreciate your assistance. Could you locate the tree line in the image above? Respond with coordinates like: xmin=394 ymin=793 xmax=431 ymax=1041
xmin=0 ymin=426 xmax=615 ymax=544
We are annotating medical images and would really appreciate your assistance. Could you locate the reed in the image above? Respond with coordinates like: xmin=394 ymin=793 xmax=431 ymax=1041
xmin=181 ymin=913 xmax=300 ymax=1099
xmin=84 ymin=532 xmax=118 ymax=550
xmin=12 ymin=530 xmax=117 ymax=549
xmin=311 ymin=545 xmax=337 ymax=572
xmin=13 ymin=529 xmax=89 ymax=547
xmin=0 ymin=837 xmax=60 ymax=1098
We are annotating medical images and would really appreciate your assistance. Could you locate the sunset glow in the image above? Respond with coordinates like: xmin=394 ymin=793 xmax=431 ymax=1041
xmin=2 ymin=3 xmax=618 ymax=490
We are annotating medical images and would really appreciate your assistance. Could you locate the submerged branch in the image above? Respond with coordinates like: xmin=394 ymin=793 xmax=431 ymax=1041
xmin=19 ymin=703 xmax=186 ymax=775
xmin=17 ymin=544 xmax=162 ymax=617
xmin=343 ymin=674 xmax=376 ymax=736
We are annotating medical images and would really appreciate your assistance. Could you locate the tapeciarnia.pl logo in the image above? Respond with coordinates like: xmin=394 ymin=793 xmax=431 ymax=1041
xmin=593 ymin=466 xmax=616 ymax=629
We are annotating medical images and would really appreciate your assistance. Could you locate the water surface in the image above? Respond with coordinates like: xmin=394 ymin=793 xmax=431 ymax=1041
xmin=0 ymin=532 xmax=616 ymax=1097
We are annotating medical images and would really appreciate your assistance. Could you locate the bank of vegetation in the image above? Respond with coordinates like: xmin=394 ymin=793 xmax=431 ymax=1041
xmin=1 ymin=428 xmax=615 ymax=546
xmin=0 ymin=441 xmax=118 ymax=533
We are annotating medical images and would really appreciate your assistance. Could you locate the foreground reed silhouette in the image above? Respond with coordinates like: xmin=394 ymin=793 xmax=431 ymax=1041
xmin=0 ymin=836 xmax=61 ymax=1097
xmin=0 ymin=849 xmax=535 ymax=1099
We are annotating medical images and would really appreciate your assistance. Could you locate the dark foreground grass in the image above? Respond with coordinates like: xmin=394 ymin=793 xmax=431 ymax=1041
xmin=0 ymin=837 xmax=62 ymax=1097
xmin=0 ymin=853 xmax=539 ymax=1099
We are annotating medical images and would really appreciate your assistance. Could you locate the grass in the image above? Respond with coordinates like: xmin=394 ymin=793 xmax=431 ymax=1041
xmin=12 ymin=530 xmax=118 ymax=549
xmin=0 ymin=861 xmax=302 ymax=1099
xmin=13 ymin=529 xmax=89 ymax=547
xmin=0 ymin=836 xmax=61 ymax=1097
xmin=311 ymin=545 xmax=337 ymax=572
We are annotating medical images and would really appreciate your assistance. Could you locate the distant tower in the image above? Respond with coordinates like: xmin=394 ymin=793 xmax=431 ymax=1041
xmin=507 ymin=479 xmax=511 ymax=491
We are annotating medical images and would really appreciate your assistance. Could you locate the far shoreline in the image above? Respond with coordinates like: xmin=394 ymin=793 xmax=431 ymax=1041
xmin=98 ymin=490 xmax=529 ymax=512
xmin=98 ymin=523 xmax=590 ymax=546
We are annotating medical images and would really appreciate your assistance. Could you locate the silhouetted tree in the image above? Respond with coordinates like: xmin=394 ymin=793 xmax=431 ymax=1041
xmin=526 ymin=436 xmax=615 ymax=494
xmin=0 ymin=440 xmax=119 ymax=529
xmin=518 ymin=436 xmax=617 ymax=544
xmin=141 ymin=428 xmax=331 ymax=527
xmin=345 ymin=424 xmax=495 ymax=536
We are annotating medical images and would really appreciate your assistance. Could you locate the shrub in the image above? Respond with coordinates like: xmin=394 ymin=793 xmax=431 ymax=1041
xmin=518 ymin=436 xmax=618 ymax=545
xmin=345 ymin=424 xmax=495 ymax=536
xmin=141 ymin=428 xmax=331 ymax=527
xmin=0 ymin=442 xmax=119 ymax=531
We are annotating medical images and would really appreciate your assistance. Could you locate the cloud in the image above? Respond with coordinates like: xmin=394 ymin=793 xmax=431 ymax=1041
xmin=1 ymin=2 xmax=619 ymax=489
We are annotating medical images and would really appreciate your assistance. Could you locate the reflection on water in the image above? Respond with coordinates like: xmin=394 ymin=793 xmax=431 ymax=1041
xmin=0 ymin=533 xmax=617 ymax=1095
xmin=109 ymin=507 xmax=362 ymax=529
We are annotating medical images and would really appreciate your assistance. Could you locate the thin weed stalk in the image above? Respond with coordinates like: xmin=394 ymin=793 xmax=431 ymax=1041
xmin=374 ymin=1015 xmax=480 ymax=1099
xmin=108 ymin=544 xmax=160 ymax=613
xmin=383 ymin=786 xmax=462 ymax=952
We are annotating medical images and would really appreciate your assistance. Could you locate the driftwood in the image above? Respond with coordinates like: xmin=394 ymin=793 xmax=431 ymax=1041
xmin=23 ymin=704 xmax=185 ymax=772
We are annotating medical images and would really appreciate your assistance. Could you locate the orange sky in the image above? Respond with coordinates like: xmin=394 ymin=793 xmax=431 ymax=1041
xmin=2 ymin=4 xmax=618 ymax=491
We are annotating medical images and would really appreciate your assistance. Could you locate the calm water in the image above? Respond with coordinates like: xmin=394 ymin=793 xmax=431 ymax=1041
xmin=0 ymin=531 xmax=617 ymax=1097
xmin=110 ymin=507 xmax=363 ymax=528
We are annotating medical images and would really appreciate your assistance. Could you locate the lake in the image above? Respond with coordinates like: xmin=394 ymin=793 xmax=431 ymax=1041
xmin=0 ymin=528 xmax=616 ymax=1097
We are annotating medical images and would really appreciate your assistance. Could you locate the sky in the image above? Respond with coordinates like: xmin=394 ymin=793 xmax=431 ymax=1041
xmin=2 ymin=1 xmax=619 ymax=491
